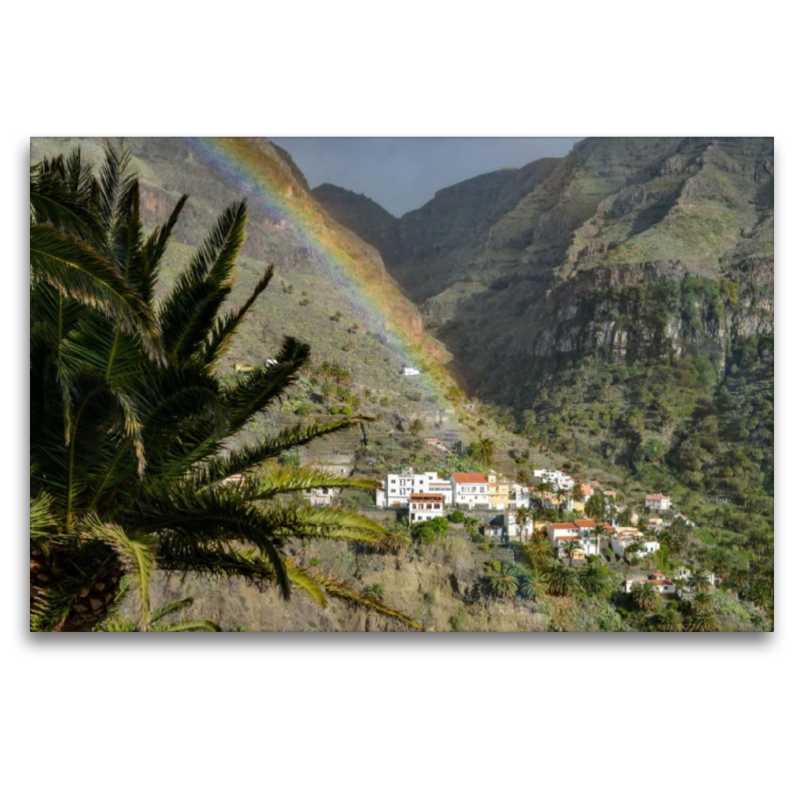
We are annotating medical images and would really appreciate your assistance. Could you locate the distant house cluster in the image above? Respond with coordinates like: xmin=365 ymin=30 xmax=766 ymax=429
xmin=375 ymin=469 xmax=530 ymax=511
xmin=373 ymin=463 xmax=695 ymax=572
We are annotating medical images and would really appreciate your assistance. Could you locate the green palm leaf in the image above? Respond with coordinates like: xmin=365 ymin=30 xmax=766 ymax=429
xmin=30 ymin=223 xmax=160 ymax=349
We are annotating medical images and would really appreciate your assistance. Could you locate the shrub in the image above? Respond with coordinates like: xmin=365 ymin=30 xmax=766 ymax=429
xmin=448 ymin=510 xmax=465 ymax=523
xmin=449 ymin=608 xmax=468 ymax=632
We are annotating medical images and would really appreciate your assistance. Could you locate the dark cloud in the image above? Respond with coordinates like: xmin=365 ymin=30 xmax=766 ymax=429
xmin=271 ymin=137 xmax=583 ymax=217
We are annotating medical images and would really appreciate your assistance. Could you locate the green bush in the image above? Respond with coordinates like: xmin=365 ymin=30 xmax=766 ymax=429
xmin=448 ymin=510 xmax=465 ymax=523
xmin=410 ymin=516 xmax=449 ymax=545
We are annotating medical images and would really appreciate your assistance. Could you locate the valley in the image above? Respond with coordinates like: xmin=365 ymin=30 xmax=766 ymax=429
xmin=30 ymin=136 xmax=773 ymax=632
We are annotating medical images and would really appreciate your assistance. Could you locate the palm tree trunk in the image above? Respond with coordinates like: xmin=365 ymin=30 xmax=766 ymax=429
xmin=31 ymin=546 xmax=123 ymax=632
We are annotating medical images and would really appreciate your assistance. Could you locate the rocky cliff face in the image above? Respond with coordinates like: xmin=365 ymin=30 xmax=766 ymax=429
xmin=314 ymin=137 xmax=774 ymax=411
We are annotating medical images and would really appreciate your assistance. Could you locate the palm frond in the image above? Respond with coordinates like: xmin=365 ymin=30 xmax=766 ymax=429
xmin=149 ymin=597 xmax=195 ymax=624
xmin=155 ymin=619 xmax=221 ymax=632
xmin=79 ymin=515 xmax=153 ymax=631
xmin=196 ymin=417 xmax=368 ymax=486
xmin=203 ymin=265 xmax=274 ymax=367
xmin=221 ymin=336 xmax=310 ymax=434
xmin=30 ymin=223 xmax=160 ymax=350
xmin=287 ymin=564 xmax=328 ymax=606
xmin=249 ymin=465 xmax=379 ymax=500
xmin=134 ymin=491 xmax=290 ymax=599
xmin=315 ymin=574 xmax=422 ymax=631
xmin=159 ymin=200 xmax=247 ymax=361
xmin=30 ymin=493 xmax=58 ymax=542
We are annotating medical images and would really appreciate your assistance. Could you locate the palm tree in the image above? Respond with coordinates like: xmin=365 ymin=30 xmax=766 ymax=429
xmin=547 ymin=563 xmax=579 ymax=597
xmin=539 ymin=479 xmax=554 ymax=507
xmin=29 ymin=145 xmax=419 ymax=632
xmin=515 ymin=506 xmax=530 ymax=542
xmin=517 ymin=567 xmax=545 ymax=600
xmin=687 ymin=608 xmax=720 ymax=632
xmin=579 ymin=562 xmax=607 ymax=596
xmin=656 ymin=606 xmax=684 ymax=632
xmin=474 ymin=436 xmax=495 ymax=467
xmin=562 ymin=539 xmax=581 ymax=567
xmin=555 ymin=486 xmax=568 ymax=513
xmin=688 ymin=569 xmax=712 ymax=596
xmin=631 ymin=581 xmax=661 ymax=612
xmin=592 ymin=524 xmax=605 ymax=559
xmin=482 ymin=561 xmax=519 ymax=599
xmin=523 ymin=534 xmax=554 ymax=572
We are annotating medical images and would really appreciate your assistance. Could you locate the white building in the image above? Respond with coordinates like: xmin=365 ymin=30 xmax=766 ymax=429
xmin=645 ymin=493 xmax=672 ymax=511
xmin=377 ymin=470 xmax=452 ymax=508
xmin=428 ymin=478 xmax=453 ymax=507
xmin=546 ymin=520 xmax=603 ymax=557
xmin=401 ymin=366 xmax=421 ymax=376
xmin=610 ymin=531 xmax=660 ymax=559
xmin=409 ymin=493 xmax=445 ymax=523
xmin=505 ymin=511 xmax=534 ymax=540
xmin=509 ymin=483 xmax=531 ymax=510
xmin=302 ymin=486 xmax=340 ymax=507
xmin=451 ymin=472 xmax=490 ymax=509
xmin=625 ymin=572 xmax=677 ymax=595
xmin=533 ymin=468 xmax=575 ymax=491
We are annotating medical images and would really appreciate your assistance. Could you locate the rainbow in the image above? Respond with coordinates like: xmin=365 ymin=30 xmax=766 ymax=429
xmin=186 ymin=137 xmax=458 ymax=400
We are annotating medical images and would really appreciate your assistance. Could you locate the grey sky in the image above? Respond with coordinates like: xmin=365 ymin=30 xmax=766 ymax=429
xmin=271 ymin=137 xmax=583 ymax=217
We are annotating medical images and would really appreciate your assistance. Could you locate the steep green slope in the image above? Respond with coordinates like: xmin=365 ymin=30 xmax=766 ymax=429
xmin=314 ymin=137 xmax=774 ymax=625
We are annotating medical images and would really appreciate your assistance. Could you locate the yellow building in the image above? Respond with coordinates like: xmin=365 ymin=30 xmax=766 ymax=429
xmin=488 ymin=479 xmax=510 ymax=510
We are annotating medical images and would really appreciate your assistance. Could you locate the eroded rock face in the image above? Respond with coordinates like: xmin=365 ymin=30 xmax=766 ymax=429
xmin=315 ymin=137 xmax=774 ymax=411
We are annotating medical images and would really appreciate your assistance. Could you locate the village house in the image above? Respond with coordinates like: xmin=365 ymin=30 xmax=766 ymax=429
xmin=487 ymin=475 xmax=511 ymax=510
xmin=610 ymin=530 xmax=660 ymax=559
xmin=401 ymin=366 xmax=420 ymax=376
xmin=625 ymin=572 xmax=677 ymax=595
xmin=302 ymin=486 xmax=340 ymax=508
xmin=301 ymin=457 xmax=353 ymax=507
xmin=536 ymin=489 xmax=574 ymax=512
xmin=481 ymin=523 xmax=506 ymax=540
xmin=578 ymin=483 xmax=593 ymax=502
xmin=645 ymin=493 xmax=672 ymax=511
xmin=546 ymin=522 xmax=585 ymax=558
xmin=409 ymin=493 xmax=445 ymax=523
xmin=675 ymin=567 xmax=718 ymax=588
xmin=508 ymin=483 xmax=532 ymax=510
xmin=377 ymin=470 xmax=446 ymax=508
xmin=533 ymin=468 xmax=575 ymax=491
xmin=451 ymin=472 xmax=490 ymax=509
xmin=545 ymin=519 xmax=605 ymax=557
xmin=424 ymin=438 xmax=449 ymax=452
xmin=505 ymin=510 xmax=534 ymax=540
xmin=428 ymin=478 xmax=453 ymax=506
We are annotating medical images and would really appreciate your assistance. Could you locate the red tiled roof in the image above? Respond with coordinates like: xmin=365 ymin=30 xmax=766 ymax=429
xmin=410 ymin=493 xmax=444 ymax=502
xmin=646 ymin=494 xmax=670 ymax=500
xmin=551 ymin=522 xmax=578 ymax=530
xmin=555 ymin=535 xmax=580 ymax=540
xmin=452 ymin=472 xmax=488 ymax=483
xmin=575 ymin=519 xmax=596 ymax=528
